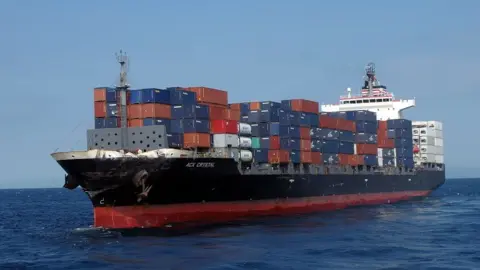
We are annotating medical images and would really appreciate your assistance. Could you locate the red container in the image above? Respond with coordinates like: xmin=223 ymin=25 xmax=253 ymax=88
xmin=128 ymin=119 xmax=143 ymax=127
xmin=337 ymin=119 xmax=356 ymax=132
xmin=299 ymin=127 xmax=311 ymax=139
xmin=127 ymin=104 xmax=171 ymax=119
xmin=225 ymin=109 xmax=241 ymax=121
xmin=208 ymin=105 xmax=227 ymax=120
xmin=268 ymin=150 xmax=290 ymax=164
xmin=311 ymin=152 xmax=322 ymax=164
xmin=183 ymin=133 xmax=210 ymax=148
xmin=94 ymin=101 xmax=106 ymax=118
xmin=338 ymin=154 xmax=350 ymax=165
xmin=377 ymin=130 xmax=388 ymax=140
xmin=229 ymin=103 xmax=241 ymax=111
xmin=94 ymin=88 xmax=107 ymax=102
xmin=355 ymin=155 xmax=365 ymax=165
xmin=319 ymin=115 xmax=338 ymax=129
xmin=290 ymin=99 xmax=319 ymax=114
xmin=210 ymin=120 xmax=238 ymax=134
xmin=300 ymin=151 xmax=312 ymax=163
xmin=269 ymin=136 xmax=280 ymax=150
xmin=250 ymin=102 xmax=261 ymax=110
xmin=356 ymin=144 xmax=378 ymax=155
xmin=378 ymin=120 xmax=388 ymax=131
xmin=378 ymin=139 xmax=395 ymax=149
xmin=300 ymin=139 xmax=311 ymax=151
xmin=185 ymin=87 xmax=228 ymax=106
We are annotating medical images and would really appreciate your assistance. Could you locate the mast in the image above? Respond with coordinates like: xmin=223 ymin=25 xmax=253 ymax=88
xmin=364 ymin=62 xmax=376 ymax=97
xmin=115 ymin=50 xmax=130 ymax=128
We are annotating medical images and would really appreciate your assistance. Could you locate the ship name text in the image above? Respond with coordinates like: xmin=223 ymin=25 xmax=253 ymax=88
xmin=185 ymin=162 xmax=215 ymax=168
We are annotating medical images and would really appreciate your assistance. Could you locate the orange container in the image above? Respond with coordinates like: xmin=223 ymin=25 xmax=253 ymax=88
xmin=128 ymin=119 xmax=143 ymax=127
xmin=93 ymin=88 xmax=107 ymax=102
xmin=299 ymin=127 xmax=311 ymax=139
xmin=290 ymin=99 xmax=319 ymax=114
xmin=127 ymin=104 xmax=171 ymax=119
xmin=338 ymin=154 xmax=350 ymax=165
xmin=249 ymin=102 xmax=261 ymax=110
xmin=378 ymin=139 xmax=395 ymax=148
xmin=268 ymin=150 xmax=290 ymax=164
xmin=355 ymin=155 xmax=365 ymax=165
xmin=378 ymin=120 xmax=388 ymax=131
xmin=337 ymin=119 xmax=356 ymax=132
xmin=300 ymin=139 xmax=311 ymax=151
xmin=208 ymin=105 xmax=227 ymax=120
xmin=94 ymin=101 xmax=106 ymax=118
xmin=300 ymin=151 xmax=312 ymax=163
xmin=183 ymin=133 xmax=210 ymax=148
xmin=311 ymin=152 xmax=322 ymax=164
xmin=319 ymin=115 xmax=338 ymax=129
xmin=356 ymin=144 xmax=378 ymax=155
xmin=229 ymin=103 xmax=241 ymax=111
xmin=185 ymin=87 xmax=228 ymax=106
xmin=225 ymin=109 xmax=241 ymax=121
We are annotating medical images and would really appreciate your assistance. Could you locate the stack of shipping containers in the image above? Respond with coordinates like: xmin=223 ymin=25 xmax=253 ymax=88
xmin=93 ymin=87 xmax=419 ymax=168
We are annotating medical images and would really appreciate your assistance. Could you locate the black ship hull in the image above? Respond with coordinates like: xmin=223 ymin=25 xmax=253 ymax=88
xmin=57 ymin=156 xmax=446 ymax=229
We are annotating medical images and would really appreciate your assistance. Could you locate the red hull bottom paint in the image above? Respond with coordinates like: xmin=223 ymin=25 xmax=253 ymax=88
xmin=94 ymin=191 xmax=431 ymax=229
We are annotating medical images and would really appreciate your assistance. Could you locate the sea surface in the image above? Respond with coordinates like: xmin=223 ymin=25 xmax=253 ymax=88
xmin=0 ymin=178 xmax=479 ymax=270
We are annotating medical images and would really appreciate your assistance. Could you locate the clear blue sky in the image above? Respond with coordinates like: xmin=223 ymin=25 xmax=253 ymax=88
xmin=1 ymin=0 xmax=478 ymax=188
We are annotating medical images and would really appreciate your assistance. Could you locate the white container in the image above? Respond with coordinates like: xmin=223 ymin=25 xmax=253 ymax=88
xmin=435 ymin=129 xmax=444 ymax=139
xmin=240 ymin=150 xmax=253 ymax=162
xmin=412 ymin=135 xmax=420 ymax=145
xmin=420 ymin=145 xmax=438 ymax=155
xmin=435 ymin=154 xmax=444 ymax=164
xmin=435 ymin=145 xmax=444 ymax=155
xmin=354 ymin=143 xmax=357 ymax=155
xmin=412 ymin=128 xmax=421 ymax=136
xmin=427 ymin=121 xmax=443 ymax=131
xmin=377 ymin=157 xmax=383 ymax=166
xmin=419 ymin=136 xmax=435 ymax=145
xmin=419 ymin=127 xmax=439 ymax=138
xmin=412 ymin=121 xmax=428 ymax=127
xmin=434 ymin=138 xmax=444 ymax=147
xmin=377 ymin=148 xmax=383 ymax=157
xmin=238 ymin=123 xmax=252 ymax=136
xmin=238 ymin=136 xmax=252 ymax=148
xmin=213 ymin=134 xmax=239 ymax=148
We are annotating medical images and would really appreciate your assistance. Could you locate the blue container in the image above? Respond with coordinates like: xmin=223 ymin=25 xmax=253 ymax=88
xmin=105 ymin=117 xmax=119 ymax=128
xmin=339 ymin=141 xmax=354 ymax=154
xmin=169 ymin=89 xmax=196 ymax=105
xmin=270 ymin=122 xmax=280 ymax=136
xmin=306 ymin=112 xmax=319 ymax=127
xmin=105 ymin=88 xmax=117 ymax=103
xmin=345 ymin=110 xmax=377 ymax=121
xmin=322 ymin=140 xmax=340 ymax=154
xmin=240 ymin=115 xmax=249 ymax=123
xmin=387 ymin=119 xmax=412 ymax=129
xmin=260 ymin=108 xmax=280 ymax=122
xmin=355 ymin=133 xmax=378 ymax=144
xmin=95 ymin=118 xmax=105 ymax=129
xmin=356 ymin=121 xmax=377 ymax=134
xmin=194 ymin=104 xmax=209 ymax=119
xmin=279 ymin=126 xmax=301 ymax=138
xmin=166 ymin=133 xmax=183 ymax=148
xmin=395 ymin=138 xmax=413 ymax=148
xmin=260 ymin=101 xmax=281 ymax=110
xmin=253 ymin=149 xmax=269 ymax=163
xmin=280 ymin=138 xmax=300 ymax=150
xmin=250 ymin=124 xmax=260 ymax=137
xmin=260 ymin=137 xmax=272 ymax=149
xmin=171 ymin=104 xmax=209 ymax=119
xmin=336 ymin=111 xmax=348 ymax=120
xmin=364 ymin=155 xmax=378 ymax=166
xmin=311 ymin=140 xmax=322 ymax=152
xmin=143 ymin=118 xmax=171 ymax=132
xmin=279 ymin=110 xmax=301 ymax=126
xmin=129 ymin=89 xmax=142 ymax=104
xmin=396 ymin=147 xmax=413 ymax=158
xmin=320 ymin=112 xmax=339 ymax=118
xmin=258 ymin=123 xmax=271 ymax=137
xmin=345 ymin=111 xmax=356 ymax=121
xmin=170 ymin=119 xmax=183 ymax=134
xmin=299 ymin=112 xmax=310 ymax=127
xmin=184 ymin=119 xmax=209 ymax=133
xmin=106 ymin=103 xmax=119 ymax=117
xmin=280 ymin=100 xmax=293 ymax=111
xmin=310 ymin=128 xmax=339 ymax=140
xmin=141 ymin=88 xmax=171 ymax=104
xmin=290 ymin=150 xmax=301 ymax=163
xmin=339 ymin=131 xmax=355 ymax=142
xmin=382 ymin=157 xmax=395 ymax=166
xmin=396 ymin=157 xmax=414 ymax=168
xmin=323 ymin=153 xmax=339 ymax=164
xmin=247 ymin=110 xmax=261 ymax=123
xmin=238 ymin=103 xmax=250 ymax=116
xmin=381 ymin=148 xmax=395 ymax=158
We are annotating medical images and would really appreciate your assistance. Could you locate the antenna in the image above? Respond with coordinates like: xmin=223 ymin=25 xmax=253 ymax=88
xmin=115 ymin=50 xmax=130 ymax=129
xmin=364 ymin=62 xmax=377 ymax=97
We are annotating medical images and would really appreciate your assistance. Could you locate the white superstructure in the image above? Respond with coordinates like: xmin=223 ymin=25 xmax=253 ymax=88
xmin=321 ymin=63 xmax=415 ymax=120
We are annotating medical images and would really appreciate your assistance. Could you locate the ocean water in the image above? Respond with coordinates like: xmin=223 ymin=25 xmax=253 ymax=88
xmin=0 ymin=178 xmax=479 ymax=270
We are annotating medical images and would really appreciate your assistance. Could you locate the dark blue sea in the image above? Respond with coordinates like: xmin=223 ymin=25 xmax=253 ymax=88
xmin=1 ymin=178 xmax=479 ymax=270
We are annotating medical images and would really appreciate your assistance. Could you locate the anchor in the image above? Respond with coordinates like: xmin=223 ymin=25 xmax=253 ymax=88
xmin=63 ymin=174 xmax=79 ymax=190
xmin=132 ymin=170 xmax=152 ymax=203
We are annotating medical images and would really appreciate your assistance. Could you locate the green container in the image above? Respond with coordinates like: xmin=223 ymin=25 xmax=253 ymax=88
xmin=251 ymin=137 xmax=261 ymax=149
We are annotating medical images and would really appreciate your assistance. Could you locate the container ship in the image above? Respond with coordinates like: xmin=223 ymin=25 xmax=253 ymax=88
xmin=51 ymin=52 xmax=446 ymax=229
